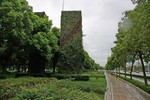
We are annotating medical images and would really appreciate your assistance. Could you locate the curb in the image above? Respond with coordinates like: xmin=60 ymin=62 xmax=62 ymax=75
xmin=104 ymin=72 xmax=113 ymax=100
xmin=104 ymin=71 xmax=108 ymax=100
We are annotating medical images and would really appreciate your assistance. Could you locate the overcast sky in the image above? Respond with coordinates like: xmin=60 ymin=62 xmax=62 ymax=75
xmin=27 ymin=0 xmax=135 ymax=66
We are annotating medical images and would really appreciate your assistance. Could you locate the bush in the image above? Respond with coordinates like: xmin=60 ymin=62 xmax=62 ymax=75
xmin=15 ymin=84 xmax=101 ymax=100
xmin=46 ymin=74 xmax=90 ymax=81
xmin=1 ymin=78 xmax=103 ymax=100
xmin=45 ymin=73 xmax=52 ymax=77
xmin=56 ymin=80 xmax=106 ymax=94
xmin=54 ymin=74 xmax=70 ymax=79
xmin=73 ymin=75 xmax=89 ymax=81
xmin=15 ymin=73 xmax=46 ymax=78
xmin=0 ymin=75 xmax=6 ymax=79
xmin=15 ymin=73 xmax=28 ymax=78
xmin=0 ymin=71 xmax=106 ymax=99
xmin=0 ymin=77 xmax=56 ymax=99
xmin=29 ymin=73 xmax=46 ymax=77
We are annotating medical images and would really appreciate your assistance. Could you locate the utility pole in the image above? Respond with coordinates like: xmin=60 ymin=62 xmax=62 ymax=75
xmin=62 ymin=0 xmax=65 ymax=11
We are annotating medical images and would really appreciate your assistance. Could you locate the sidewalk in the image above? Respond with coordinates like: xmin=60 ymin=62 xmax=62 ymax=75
xmin=105 ymin=73 xmax=150 ymax=100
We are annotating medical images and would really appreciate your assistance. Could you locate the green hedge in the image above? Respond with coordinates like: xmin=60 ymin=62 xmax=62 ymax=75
xmin=0 ymin=75 xmax=6 ymax=79
xmin=73 ymin=75 xmax=89 ymax=81
xmin=15 ymin=73 xmax=47 ymax=78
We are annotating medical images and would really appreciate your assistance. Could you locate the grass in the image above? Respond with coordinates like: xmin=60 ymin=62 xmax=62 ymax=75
xmin=82 ymin=70 xmax=105 ymax=76
xmin=0 ymin=71 xmax=106 ymax=100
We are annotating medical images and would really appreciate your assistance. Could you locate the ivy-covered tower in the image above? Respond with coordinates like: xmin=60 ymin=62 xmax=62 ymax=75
xmin=58 ymin=11 xmax=84 ymax=73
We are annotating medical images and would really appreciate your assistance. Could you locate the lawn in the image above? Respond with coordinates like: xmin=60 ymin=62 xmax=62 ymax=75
xmin=0 ymin=71 xmax=106 ymax=100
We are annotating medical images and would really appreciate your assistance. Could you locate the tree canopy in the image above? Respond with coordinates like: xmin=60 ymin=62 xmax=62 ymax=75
xmin=106 ymin=0 xmax=150 ymax=85
xmin=0 ymin=0 xmax=99 ymax=74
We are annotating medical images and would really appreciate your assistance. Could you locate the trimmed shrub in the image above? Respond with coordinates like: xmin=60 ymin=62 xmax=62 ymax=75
xmin=51 ymin=74 xmax=70 ymax=79
xmin=15 ymin=73 xmax=46 ymax=78
xmin=45 ymin=73 xmax=52 ymax=77
xmin=74 ymin=75 xmax=89 ymax=81
xmin=15 ymin=73 xmax=28 ymax=78
xmin=0 ymin=75 xmax=6 ymax=79
xmin=29 ymin=73 xmax=46 ymax=77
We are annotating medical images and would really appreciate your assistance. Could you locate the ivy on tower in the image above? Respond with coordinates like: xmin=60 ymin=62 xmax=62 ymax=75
xmin=58 ymin=11 xmax=84 ymax=73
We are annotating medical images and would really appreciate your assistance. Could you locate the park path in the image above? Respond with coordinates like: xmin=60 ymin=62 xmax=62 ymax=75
xmin=105 ymin=72 xmax=150 ymax=100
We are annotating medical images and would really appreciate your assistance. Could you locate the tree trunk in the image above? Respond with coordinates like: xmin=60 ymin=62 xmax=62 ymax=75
xmin=28 ymin=49 xmax=46 ymax=74
xmin=115 ymin=68 xmax=117 ymax=75
xmin=139 ymin=52 xmax=147 ymax=85
xmin=119 ymin=66 xmax=120 ymax=76
xmin=130 ymin=61 xmax=134 ymax=80
xmin=52 ymin=52 xmax=59 ymax=74
xmin=124 ymin=64 xmax=126 ymax=78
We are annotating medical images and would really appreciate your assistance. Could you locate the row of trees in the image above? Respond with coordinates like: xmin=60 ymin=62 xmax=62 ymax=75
xmin=0 ymin=0 xmax=101 ymax=74
xmin=83 ymin=51 xmax=103 ymax=71
xmin=105 ymin=0 xmax=150 ymax=85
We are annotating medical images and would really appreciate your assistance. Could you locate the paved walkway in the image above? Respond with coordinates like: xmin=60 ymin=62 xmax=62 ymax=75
xmin=105 ymin=72 xmax=150 ymax=100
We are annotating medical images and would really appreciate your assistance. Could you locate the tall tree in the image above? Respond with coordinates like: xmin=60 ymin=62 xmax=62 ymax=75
xmin=124 ymin=1 xmax=150 ymax=85
xmin=0 ymin=0 xmax=59 ymax=74
xmin=0 ymin=0 xmax=32 ymax=72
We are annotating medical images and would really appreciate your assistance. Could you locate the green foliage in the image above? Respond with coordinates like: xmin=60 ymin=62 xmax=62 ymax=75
xmin=58 ymin=11 xmax=84 ymax=73
xmin=0 ymin=71 xmax=106 ymax=100
xmin=0 ymin=0 xmax=31 ymax=70
xmin=81 ymin=71 xmax=105 ymax=78
xmin=106 ymin=1 xmax=150 ymax=85
xmin=0 ymin=77 xmax=56 ymax=99
xmin=105 ymin=1 xmax=150 ymax=72
xmin=0 ymin=1 xmax=97 ymax=74
xmin=52 ymin=27 xmax=61 ymax=39
xmin=105 ymin=53 xmax=119 ymax=70
xmin=0 ymin=0 xmax=60 ymax=73
xmin=0 ymin=75 xmax=6 ymax=79
xmin=15 ymin=84 xmax=101 ymax=100
xmin=73 ymin=75 xmax=89 ymax=81
xmin=83 ymin=51 xmax=101 ymax=70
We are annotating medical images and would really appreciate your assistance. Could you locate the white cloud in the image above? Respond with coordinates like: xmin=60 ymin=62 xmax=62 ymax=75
xmin=27 ymin=0 xmax=135 ymax=66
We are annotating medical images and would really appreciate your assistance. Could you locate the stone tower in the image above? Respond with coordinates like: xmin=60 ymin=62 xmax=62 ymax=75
xmin=58 ymin=11 xmax=84 ymax=73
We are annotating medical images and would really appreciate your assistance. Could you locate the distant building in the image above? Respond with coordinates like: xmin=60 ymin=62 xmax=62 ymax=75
xmin=35 ymin=12 xmax=48 ymax=18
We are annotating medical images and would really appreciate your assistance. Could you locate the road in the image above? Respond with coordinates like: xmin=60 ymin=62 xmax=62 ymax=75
xmin=120 ymin=71 xmax=150 ymax=84
xmin=127 ymin=72 xmax=150 ymax=76
xmin=105 ymin=72 xmax=150 ymax=100
xmin=120 ymin=71 xmax=150 ymax=76
xmin=121 ymin=75 xmax=150 ymax=84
